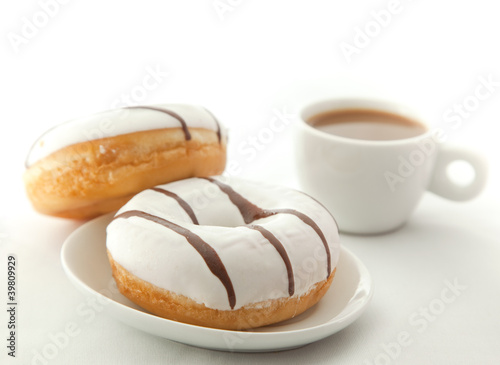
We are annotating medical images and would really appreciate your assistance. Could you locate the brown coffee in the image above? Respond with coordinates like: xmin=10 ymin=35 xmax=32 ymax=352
xmin=307 ymin=108 xmax=427 ymax=141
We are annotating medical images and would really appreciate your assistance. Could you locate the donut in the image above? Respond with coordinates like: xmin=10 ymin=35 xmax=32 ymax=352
xmin=23 ymin=104 xmax=227 ymax=219
xmin=106 ymin=176 xmax=340 ymax=330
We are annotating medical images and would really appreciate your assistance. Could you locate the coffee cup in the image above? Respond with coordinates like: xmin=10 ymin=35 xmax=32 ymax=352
xmin=294 ymin=98 xmax=488 ymax=234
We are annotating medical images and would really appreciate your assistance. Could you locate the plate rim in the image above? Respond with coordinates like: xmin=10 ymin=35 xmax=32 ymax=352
xmin=61 ymin=213 xmax=373 ymax=352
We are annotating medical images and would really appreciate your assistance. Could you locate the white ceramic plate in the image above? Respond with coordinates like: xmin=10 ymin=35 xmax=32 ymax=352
xmin=61 ymin=213 xmax=373 ymax=352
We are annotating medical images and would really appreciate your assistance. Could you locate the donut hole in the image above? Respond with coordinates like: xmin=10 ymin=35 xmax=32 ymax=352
xmin=193 ymin=200 xmax=274 ymax=229
xmin=185 ymin=186 xmax=250 ymax=228
xmin=198 ymin=213 xmax=246 ymax=228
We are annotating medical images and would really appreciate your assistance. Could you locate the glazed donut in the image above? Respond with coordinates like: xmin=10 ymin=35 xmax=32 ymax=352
xmin=23 ymin=104 xmax=227 ymax=219
xmin=106 ymin=176 xmax=340 ymax=330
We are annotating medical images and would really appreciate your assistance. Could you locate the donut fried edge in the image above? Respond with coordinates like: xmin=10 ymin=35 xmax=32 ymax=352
xmin=107 ymin=250 xmax=335 ymax=330
xmin=23 ymin=128 xmax=226 ymax=219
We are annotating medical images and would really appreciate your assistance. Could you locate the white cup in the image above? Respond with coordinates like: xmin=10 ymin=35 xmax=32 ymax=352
xmin=294 ymin=98 xmax=488 ymax=234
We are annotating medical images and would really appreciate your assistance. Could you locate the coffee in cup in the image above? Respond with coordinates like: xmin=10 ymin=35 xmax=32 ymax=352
xmin=307 ymin=108 xmax=427 ymax=141
xmin=295 ymin=98 xmax=488 ymax=234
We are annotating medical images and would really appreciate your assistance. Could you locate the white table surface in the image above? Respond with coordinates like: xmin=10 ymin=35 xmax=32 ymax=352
xmin=1 ymin=1 xmax=500 ymax=364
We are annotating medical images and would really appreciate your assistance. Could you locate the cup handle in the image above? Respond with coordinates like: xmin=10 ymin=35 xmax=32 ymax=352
xmin=428 ymin=145 xmax=488 ymax=201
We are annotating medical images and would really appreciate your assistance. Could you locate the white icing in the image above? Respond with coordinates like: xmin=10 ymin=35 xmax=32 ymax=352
xmin=26 ymin=104 xmax=226 ymax=167
xmin=106 ymin=176 xmax=340 ymax=311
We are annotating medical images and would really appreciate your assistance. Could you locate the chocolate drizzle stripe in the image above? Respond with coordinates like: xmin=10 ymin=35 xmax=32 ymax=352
xmin=269 ymin=209 xmax=331 ymax=277
xmin=126 ymin=106 xmax=192 ymax=140
xmin=297 ymin=190 xmax=339 ymax=232
xmin=249 ymin=225 xmax=295 ymax=296
xmin=202 ymin=177 xmax=262 ymax=224
xmin=202 ymin=107 xmax=222 ymax=143
xmin=114 ymin=210 xmax=236 ymax=309
xmin=203 ymin=177 xmax=332 ymax=280
xmin=150 ymin=187 xmax=199 ymax=225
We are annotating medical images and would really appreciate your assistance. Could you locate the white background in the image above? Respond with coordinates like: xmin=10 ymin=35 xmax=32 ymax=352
xmin=1 ymin=1 xmax=499 ymax=364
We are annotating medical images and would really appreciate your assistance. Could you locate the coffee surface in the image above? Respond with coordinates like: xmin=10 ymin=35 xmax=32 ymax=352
xmin=307 ymin=108 xmax=427 ymax=141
